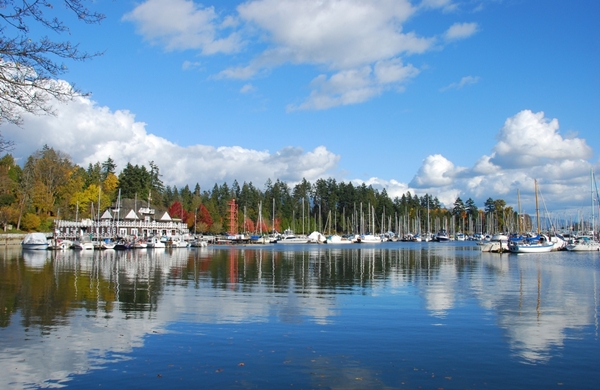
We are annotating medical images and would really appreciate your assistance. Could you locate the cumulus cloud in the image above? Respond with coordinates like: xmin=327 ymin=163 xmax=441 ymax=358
xmin=2 ymin=92 xmax=340 ymax=188
xmin=394 ymin=110 xmax=596 ymax=210
xmin=409 ymin=154 xmax=466 ymax=188
xmin=444 ymin=22 xmax=479 ymax=41
xmin=490 ymin=110 xmax=593 ymax=168
xmin=4 ymin=81 xmax=595 ymax=213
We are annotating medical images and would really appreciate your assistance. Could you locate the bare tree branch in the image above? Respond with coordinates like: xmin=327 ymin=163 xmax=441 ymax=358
xmin=0 ymin=0 xmax=105 ymax=131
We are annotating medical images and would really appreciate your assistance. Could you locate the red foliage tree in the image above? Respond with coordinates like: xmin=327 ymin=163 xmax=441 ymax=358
xmin=243 ymin=218 xmax=255 ymax=233
xmin=198 ymin=204 xmax=213 ymax=228
xmin=272 ymin=218 xmax=281 ymax=233
xmin=256 ymin=220 xmax=269 ymax=233
xmin=168 ymin=201 xmax=188 ymax=221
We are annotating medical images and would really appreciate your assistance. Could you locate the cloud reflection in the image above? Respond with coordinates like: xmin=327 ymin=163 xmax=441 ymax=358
xmin=0 ymin=246 xmax=598 ymax=388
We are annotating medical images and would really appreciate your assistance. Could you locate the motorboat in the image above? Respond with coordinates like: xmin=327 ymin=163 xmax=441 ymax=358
xmin=565 ymin=236 xmax=600 ymax=251
xmin=48 ymin=238 xmax=70 ymax=250
xmin=114 ymin=239 xmax=132 ymax=250
xmin=100 ymin=238 xmax=116 ymax=250
xmin=357 ymin=234 xmax=382 ymax=244
xmin=436 ymin=229 xmax=450 ymax=242
xmin=307 ymin=231 xmax=326 ymax=243
xmin=72 ymin=235 xmax=94 ymax=250
xmin=132 ymin=238 xmax=148 ymax=249
xmin=167 ymin=236 xmax=189 ymax=248
xmin=326 ymin=234 xmax=353 ymax=244
xmin=277 ymin=229 xmax=309 ymax=244
xmin=146 ymin=236 xmax=166 ymax=248
xmin=478 ymin=238 xmax=509 ymax=253
xmin=190 ymin=238 xmax=208 ymax=247
xmin=21 ymin=233 xmax=49 ymax=250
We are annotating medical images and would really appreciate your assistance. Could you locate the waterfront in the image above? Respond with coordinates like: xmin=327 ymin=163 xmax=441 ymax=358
xmin=1 ymin=242 xmax=599 ymax=389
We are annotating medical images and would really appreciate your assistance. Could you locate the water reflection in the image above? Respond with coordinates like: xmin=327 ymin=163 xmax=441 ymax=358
xmin=0 ymin=245 xmax=598 ymax=388
xmin=477 ymin=253 xmax=599 ymax=363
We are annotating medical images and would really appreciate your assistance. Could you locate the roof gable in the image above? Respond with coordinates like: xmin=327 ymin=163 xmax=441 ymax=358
xmin=100 ymin=210 xmax=113 ymax=220
xmin=124 ymin=209 xmax=139 ymax=220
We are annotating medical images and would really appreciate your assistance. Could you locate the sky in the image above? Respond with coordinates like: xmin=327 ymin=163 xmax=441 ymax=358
xmin=2 ymin=0 xmax=599 ymax=218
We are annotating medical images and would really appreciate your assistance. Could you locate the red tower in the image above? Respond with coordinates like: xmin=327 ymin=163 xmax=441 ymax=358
xmin=227 ymin=199 xmax=238 ymax=235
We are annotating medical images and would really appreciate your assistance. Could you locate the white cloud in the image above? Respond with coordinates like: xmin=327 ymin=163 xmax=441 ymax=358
xmin=240 ymin=83 xmax=256 ymax=93
xmin=440 ymin=75 xmax=480 ymax=91
xmin=2 ymin=92 xmax=340 ymax=188
xmin=444 ymin=22 xmax=479 ymax=41
xmin=410 ymin=154 xmax=464 ymax=188
xmin=182 ymin=60 xmax=202 ymax=70
xmin=236 ymin=0 xmax=429 ymax=69
xmin=4 ymin=84 xmax=596 ymax=213
xmin=490 ymin=110 xmax=593 ymax=168
xmin=420 ymin=0 xmax=458 ymax=12
xmin=123 ymin=0 xmax=242 ymax=54
xmin=124 ymin=0 xmax=481 ymax=110
xmin=288 ymin=60 xmax=419 ymax=110
xmin=391 ymin=110 xmax=597 ymax=210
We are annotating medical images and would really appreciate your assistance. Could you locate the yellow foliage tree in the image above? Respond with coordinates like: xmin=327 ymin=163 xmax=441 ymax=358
xmin=31 ymin=182 xmax=54 ymax=214
xmin=21 ymin=213 xmax=41 ymax=231
xmin=102 ymin=173 xmax=119 ymax=200
xmin=70 ymin=184 xmax=112 ymax=219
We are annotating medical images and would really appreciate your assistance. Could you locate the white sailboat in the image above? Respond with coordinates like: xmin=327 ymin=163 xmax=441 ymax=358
xmin=566 ymin=169 xmax=600 ymax=251
xmin=509 ymin=180 xmax=553 ymax=253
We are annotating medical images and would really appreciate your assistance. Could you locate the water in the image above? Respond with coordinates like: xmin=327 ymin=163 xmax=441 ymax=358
xmin=1 ymin=242 xmax=599 ymax=389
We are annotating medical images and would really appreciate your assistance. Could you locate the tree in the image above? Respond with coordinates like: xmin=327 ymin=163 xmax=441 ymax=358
xmin=168 ymin=201 xmax=187 ymax=221
xmin=452 ymin=197 xmax=465 ymax=216
xmin=484 ymin=198 xmax=496 ymax=214
xmin=0 ymin=1 xmax=104 ymax=127
xmin=118 ymin=163 xmax=151 ymax=199
xmin=101 ymin=157 xmax=117 ymax=180
xmin=23 ymin=145 xmax=73 ymax=215
xmin=197 ymin=204 xmax=213 ymax=230
xmin=465 ymin=198 xmax=478 ymax=216
xmin=85 ymin=162 xmax=102 ymax=186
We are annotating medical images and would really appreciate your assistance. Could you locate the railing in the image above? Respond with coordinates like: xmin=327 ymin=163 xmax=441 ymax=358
xmin=53 ymin=219 xmax=189 ymax=239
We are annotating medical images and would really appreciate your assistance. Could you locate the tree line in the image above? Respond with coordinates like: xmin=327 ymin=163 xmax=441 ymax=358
xmin=0 ymin=146 xmax=518 ymax=235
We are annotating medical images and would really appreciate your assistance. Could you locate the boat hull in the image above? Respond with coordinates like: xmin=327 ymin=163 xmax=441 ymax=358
xmin=509 ymin=244 xmax=553 ymax=253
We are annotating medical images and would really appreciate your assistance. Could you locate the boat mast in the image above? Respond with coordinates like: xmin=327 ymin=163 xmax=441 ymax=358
xmin=535 ymin=179 xmax=541 ymax=236
xmin=591 ymin=168 xmax=595 ymax=238
xmin=517 ymin=189 xmax=521 ymax=234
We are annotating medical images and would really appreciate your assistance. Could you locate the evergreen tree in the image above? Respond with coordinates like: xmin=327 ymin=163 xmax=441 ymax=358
xmin=101 ymin=157 xmax=117 ymax=180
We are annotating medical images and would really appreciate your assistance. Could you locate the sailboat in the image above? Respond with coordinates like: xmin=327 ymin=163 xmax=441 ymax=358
xmin=509 ymin=180 xmax=554 ymax=253
xmin=566 ymin=169 xmax=600 ymax=251
xmin=359 ymin=204 xmax=382 ymax=243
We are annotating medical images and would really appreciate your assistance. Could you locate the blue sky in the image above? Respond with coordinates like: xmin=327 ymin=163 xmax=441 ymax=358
xmin=3 ymin=0 xmax=599 ymax=217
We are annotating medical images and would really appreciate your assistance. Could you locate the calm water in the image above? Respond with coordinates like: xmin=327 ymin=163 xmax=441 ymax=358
xmin=1 ymin=242 xmax=599 ymax=389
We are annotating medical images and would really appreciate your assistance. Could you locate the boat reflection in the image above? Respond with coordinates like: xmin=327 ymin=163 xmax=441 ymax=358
xmin=0 ymin=245 xmax=597 ymax=387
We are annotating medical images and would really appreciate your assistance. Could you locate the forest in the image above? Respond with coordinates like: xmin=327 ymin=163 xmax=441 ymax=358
xmin=0 ymin=145 xmax=518 ymax=235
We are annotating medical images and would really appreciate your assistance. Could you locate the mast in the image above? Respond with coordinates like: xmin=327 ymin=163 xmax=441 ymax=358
xmin=517 ymin=189 xmax=521 ymax=234
xmin=592 ymin=168 xmax=595 ymax=237
xmin=535 ymin=179 xmax=541 ymax=235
